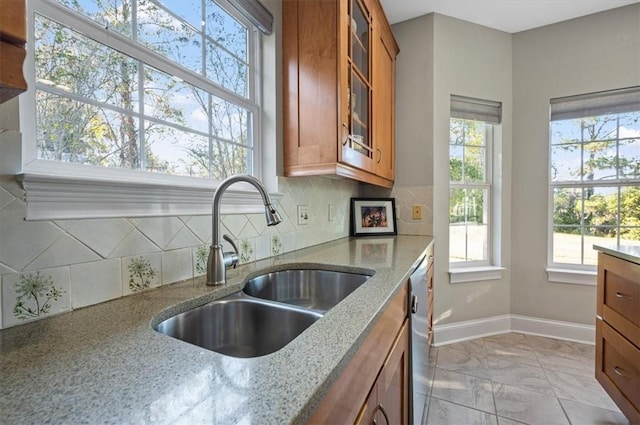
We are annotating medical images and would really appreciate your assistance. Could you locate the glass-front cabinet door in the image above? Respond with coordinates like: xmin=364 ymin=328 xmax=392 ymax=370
xmin=341 ymin=0 xmax=374 ymax=172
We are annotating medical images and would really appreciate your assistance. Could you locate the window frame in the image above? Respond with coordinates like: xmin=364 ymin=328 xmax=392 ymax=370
xmin=449 ymin=120 xmax=493 ymax=268
xmin=547 ymin=103 xmax=640 ymax=283
xmin=18 ymin=0 xmax=276 ymax=221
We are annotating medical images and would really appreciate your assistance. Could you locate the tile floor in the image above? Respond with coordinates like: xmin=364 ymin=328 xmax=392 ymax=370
xmin=412 ymin=332 xmax=631 ymax=425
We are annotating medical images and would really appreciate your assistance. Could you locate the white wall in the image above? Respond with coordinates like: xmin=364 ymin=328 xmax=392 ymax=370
xmin=392 ymin=13 xmax=513 ymax=334
xmin=511 ymin=3 xmax=640 ymax=325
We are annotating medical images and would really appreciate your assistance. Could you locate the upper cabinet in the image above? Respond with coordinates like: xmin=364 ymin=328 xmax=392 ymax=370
xmin=0 ymin=0 xmax=28 ymax=104
xmin=283 ymin=0 xmax=399 ymax=188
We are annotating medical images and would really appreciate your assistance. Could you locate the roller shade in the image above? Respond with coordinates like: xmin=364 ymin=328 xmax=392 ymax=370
xmin=450 ymin=95 xmax=502 ymax=124
xmin=550 ymin=86 xmax=640 ymax=121
xmin=227 ymin=0 xmax=273 ymax=35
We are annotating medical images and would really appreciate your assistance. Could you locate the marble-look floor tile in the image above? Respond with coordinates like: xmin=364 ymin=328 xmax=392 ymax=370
xmin=544 ymin=369 xmax=620 ymax=412
xmin=426 ymin=398 xmax=498 ymax=425
xmin=559 ymin=398 xmax=630 ymax=425
xmin=436 ymin=345 xmax=491 ymax=379
xmin=497 ymin=417 xmax=528 ymax=425
xmin=430 ymin=368 xmax=495 ymax=414
xmin=525 ymin=334 xmax=593 ymax=357
xmin=488 ymin=358 xmax=555 ymax=395
xmin=483 ymin=339 xmax=540 ymax=367
xmin=492 ymin=382 xmax=570 ymax=425
xmin=445 ymin=339 xmax=487 ymax=356
xmin=535 ymin=346 xmax=595 ymax=378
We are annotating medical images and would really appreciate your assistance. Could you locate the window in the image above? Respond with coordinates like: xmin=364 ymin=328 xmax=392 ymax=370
xmin=19 ymin=0 xmax=274 ymax=220
xmin=449 ymin=95 xmax=501 ymax=271
xmin=549 ymin=87 xmax=640 ymax=270
xmin=29 ymin=0 xmax=259 ymax=179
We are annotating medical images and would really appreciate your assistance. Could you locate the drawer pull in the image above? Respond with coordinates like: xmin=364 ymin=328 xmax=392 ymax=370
xmin=615 ymin=292 xmax=632 ymax=301
xmin=614 ymin=366 xmax=631 ymax=380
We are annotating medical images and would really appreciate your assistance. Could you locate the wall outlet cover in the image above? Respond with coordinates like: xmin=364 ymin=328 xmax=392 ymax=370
xmin=297 ymin=205 xmax=310 ymax=225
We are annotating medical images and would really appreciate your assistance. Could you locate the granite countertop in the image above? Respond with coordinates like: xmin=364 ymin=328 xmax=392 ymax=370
xmin=0 ymin=235 xmax=433 ymax=425
xmin=593 ymin=244 xmax=640 ymax=265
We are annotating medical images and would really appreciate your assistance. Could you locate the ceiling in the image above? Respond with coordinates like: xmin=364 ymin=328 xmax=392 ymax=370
xmin=379 ymin=0 xmax=640 ymax=33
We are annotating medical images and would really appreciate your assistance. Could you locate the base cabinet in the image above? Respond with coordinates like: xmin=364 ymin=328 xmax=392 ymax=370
xmin=308 ymin=284 xmax=409 ymax=424
xmin=355 ymin=323 xmax=409 ymax=425
xmin=595 ymin=251 xmax=640 ymax=424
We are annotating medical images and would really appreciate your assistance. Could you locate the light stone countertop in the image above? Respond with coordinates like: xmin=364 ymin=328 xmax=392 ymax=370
xmin=593 ymin=244 xmax=640 ymax=265
xmin=1 ymin=235 xmax=433 ymax=425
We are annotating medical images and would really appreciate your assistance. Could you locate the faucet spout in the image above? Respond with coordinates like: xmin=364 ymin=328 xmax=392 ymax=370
xmin=207 ymin=175 xmax=282 ymax=286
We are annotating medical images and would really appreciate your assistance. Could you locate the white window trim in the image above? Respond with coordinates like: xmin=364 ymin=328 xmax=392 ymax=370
xmin=448 ymin=266 xmax=505 ymax=284
xmin=18 ymin=0 xmax=277 ymax=221
xmin=545 ymin=267 xmax=596 ymax=286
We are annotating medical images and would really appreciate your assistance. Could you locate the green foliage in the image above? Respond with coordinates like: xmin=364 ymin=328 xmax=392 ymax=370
xmin=13 ymin=272 xmax=65 ymax=320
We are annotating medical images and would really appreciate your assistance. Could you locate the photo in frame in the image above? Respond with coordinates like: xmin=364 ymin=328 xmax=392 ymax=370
xmin=350 ymin=198 xmax=397 ymax=236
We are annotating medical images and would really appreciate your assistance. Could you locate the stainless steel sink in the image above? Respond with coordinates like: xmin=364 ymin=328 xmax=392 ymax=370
xmin=154 ymin=295 xmax=322 ymax=358
xmin=243 ymin=269 xmax=371 ymax=312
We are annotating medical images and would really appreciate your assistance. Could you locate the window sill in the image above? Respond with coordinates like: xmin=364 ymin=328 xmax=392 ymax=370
xmin=546 ymin=268 xmax=596 ymax=286
xmin=448 ymin=266 xmax=505 ymax=284
xmin=17 ymin=172 xmax=283 ymax=221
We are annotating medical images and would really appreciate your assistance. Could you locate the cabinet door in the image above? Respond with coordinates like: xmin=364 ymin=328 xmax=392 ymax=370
xmin=340 ymin=0 xmax=375 ymax=173
xmin=376 ymin=321 xmax=410 ymax=425
xmin=372 ymin=18 xmax=395 ymax=181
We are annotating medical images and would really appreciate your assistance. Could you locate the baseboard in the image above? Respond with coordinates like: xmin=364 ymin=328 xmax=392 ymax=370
xmin=432 ymin=315 xmax=511 ymax=347
xmin=510 ymin=314 xmax=595 ymax=345
xmin=432 ymin=314 xmax=595 ymax=346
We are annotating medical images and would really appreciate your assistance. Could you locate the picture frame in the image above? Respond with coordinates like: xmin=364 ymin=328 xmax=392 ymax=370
xmin=350 ymin=198 xmax=397 ymax=236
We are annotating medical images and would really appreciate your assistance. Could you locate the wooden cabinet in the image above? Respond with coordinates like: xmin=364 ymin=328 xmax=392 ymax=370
xmin=356 ymin=323 xmax=409 ymax=425
xmin=595 ymin=251 xmax=640 ymax=424
xmin=283 ymin=0 xmax=399 ymax=188
xmin=308 ymin=283 xmax=409 ymax=423
xmin=0 ymin=0 xmax=27 ymax=103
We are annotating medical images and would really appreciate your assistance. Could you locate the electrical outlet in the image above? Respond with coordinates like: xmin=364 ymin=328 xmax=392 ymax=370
xmin=412 ymin=205 xmax=422 ymax=220
xmin=297 ymin=205 xmax=310 ymax=225
xmin=328 ymin=204 xmax=335 ymax=222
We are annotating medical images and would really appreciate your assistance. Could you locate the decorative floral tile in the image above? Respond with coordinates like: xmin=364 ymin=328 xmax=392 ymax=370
xmin=1 ymin=267 xmax=71 ymax=328
xmin=271 ymin=235 xmax=282 ymax=256
xmin=239 ymin=238 xmax=255 ymax=264
xmin=122 ymin=253 xmax=161 ymax=295
xmin=193 ymin=245 xmax=209 ymax=277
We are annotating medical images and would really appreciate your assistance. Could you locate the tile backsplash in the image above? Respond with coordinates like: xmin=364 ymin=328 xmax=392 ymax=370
xmin=0 ymin=174 xmax=359 ymax=328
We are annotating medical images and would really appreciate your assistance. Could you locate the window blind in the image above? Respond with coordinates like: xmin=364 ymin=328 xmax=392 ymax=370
xmin=450 ymin=95 xmax=502 ymax=124
xmin=227 ymin=0 xmax=273 ymax=35
xmin=550 ymin=86 xmax=640 ymax=121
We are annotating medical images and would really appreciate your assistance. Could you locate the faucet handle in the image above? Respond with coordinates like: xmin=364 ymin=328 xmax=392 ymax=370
xmin=223 ymin=234 xmax=240 ymax=269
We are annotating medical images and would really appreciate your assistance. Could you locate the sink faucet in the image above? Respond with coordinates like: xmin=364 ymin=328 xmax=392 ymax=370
xmin=207 ymin=174 xmax=283 ymax=286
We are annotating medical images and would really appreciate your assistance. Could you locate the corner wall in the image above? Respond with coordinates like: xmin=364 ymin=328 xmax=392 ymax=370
xmin=392 ymin=13 xmax=513 ymax=336
xmin=511 ymin=3 xmax=640 ymax=325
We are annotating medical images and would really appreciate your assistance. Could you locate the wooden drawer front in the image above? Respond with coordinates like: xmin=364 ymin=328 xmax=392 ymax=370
xmin=604 ymin=269 xmax=640 ymax=328
xmin=596 ymin=320 xmax=640 ymax=423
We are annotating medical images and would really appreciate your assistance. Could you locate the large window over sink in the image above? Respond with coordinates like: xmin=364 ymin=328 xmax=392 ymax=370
xmin=28 ymin=0 xmax=261 ymax=180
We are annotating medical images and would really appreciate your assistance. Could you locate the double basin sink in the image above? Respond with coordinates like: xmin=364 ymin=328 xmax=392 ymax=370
xmin=154 ymin=267 xmax=372 ymax=358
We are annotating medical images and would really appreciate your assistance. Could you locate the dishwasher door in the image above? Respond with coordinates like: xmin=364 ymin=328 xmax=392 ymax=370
xmin=409 ymin=255 xmax=429 ymax=342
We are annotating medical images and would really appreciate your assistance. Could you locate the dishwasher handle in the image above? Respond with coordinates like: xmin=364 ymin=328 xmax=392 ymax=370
xmin=411 ymin=295 xmax=418 ymax=314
